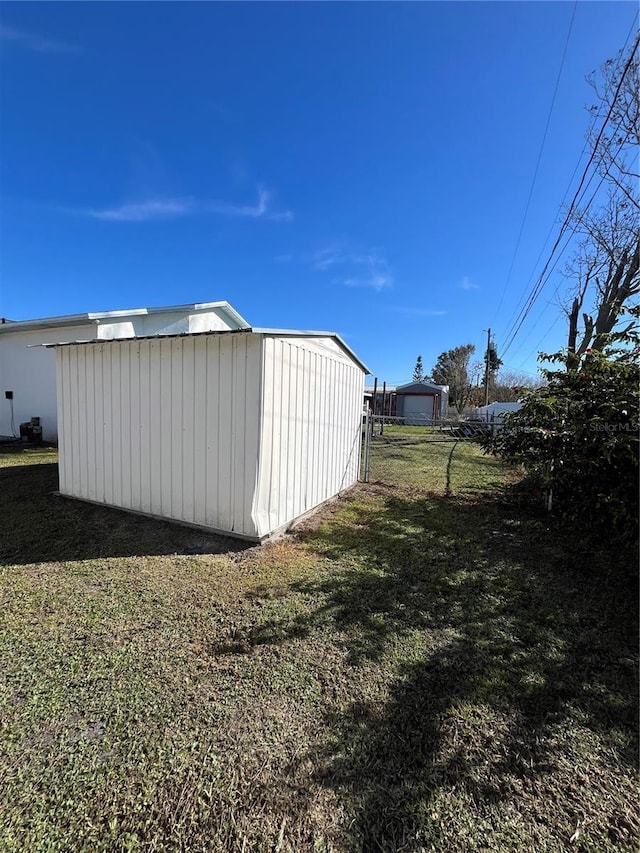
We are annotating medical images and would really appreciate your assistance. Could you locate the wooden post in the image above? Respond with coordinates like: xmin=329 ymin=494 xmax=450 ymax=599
xmin=381 ymin=382 xmax=386 ymax=435
xmin=362 ymin=406 xmax=371 ymax=482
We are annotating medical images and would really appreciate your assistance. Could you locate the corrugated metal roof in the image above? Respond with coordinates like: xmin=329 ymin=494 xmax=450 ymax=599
xmin=40 ymin=327 xmax=370 ymax=374
xmin=0 ymin=300 xmax=249 ymax=333
xmin=395 ymin=380 xmax=449 ymax=393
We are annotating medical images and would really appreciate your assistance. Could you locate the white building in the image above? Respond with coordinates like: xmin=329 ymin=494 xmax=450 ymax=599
xmin=474 ymin=402 xmax=522 ymax=420
xmin=0 ymin=302 xmax=248 ymax=442
xmin=53 ymin=327 xmax=368 ymax=541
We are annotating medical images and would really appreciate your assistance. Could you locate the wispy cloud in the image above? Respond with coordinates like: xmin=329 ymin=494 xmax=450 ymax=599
xmin=459 ymin=276 xmax=479 ymax=291
xmin=0 ymin=24 xmax=82 ymax=54
xmin=87 ymin=199 xmax=194 ymax=222
xmin=313 ymin=245 xmax=346 ymax=270
xmin=71 ymin=186 xmax=292 ymax=223
xmin=313 ymin=244 xmax=394 ymax=291
xmin=343 ymin=271 xmax=392 ymax=291
xmin=204 ymin=186 xmax=292 ymax=222
xmin=392 ymin=307 xmax=447 ymax=317
xmin=343 ymin=250 xmax=393 ymax=291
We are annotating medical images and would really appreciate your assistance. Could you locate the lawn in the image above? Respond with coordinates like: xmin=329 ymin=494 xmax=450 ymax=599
xmin=0 ymin=442 xmax=637 ymax=852
xmin=366 ymin=425 xmax=508 ymax=494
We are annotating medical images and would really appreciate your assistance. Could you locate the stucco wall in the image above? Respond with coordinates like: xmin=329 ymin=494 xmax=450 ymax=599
xmin=0 ymin=323 xmax=97 ymax=442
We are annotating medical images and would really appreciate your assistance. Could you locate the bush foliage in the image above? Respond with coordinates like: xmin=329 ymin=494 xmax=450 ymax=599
xmin=486 ymin=350 xmax=639 ymax=548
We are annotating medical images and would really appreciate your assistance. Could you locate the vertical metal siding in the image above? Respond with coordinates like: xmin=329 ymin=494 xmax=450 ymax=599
xmin=56 ymin=333 xmax=262 ymax=539
xmin=254 ymin=335 xmax=364 ymax=538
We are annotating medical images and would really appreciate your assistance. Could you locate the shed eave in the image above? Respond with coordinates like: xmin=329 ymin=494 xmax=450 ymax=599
xmin=1 ymin=316 xmax=101 ymax=333
xmin=38 ymin=327 xmax=253 ymax=348
xmin=252 ymin=328 xmax=370 ymax=374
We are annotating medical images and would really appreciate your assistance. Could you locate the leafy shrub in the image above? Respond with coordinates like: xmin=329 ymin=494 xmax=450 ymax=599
xmin=485 ymin=351 xmax=639 ymax=548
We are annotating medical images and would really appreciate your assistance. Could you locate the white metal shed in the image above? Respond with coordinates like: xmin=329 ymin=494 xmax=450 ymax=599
xmin=53 ymin=328 xmax=368 ymax=541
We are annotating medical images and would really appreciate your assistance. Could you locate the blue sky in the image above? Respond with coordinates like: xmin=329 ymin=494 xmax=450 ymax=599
xmin=0 ymin=1 xmax=636 ymax=382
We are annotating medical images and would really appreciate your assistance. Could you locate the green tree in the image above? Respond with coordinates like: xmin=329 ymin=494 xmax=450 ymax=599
xmin=431 ymin=344 xmax=475 ymax=413
xmin=485 ymin=341 xmax=502 ymax=374
xmin=483 ymin=340 xmax=503 ymax=402
xmin=412 ymin=355 xmax=425 ymax=382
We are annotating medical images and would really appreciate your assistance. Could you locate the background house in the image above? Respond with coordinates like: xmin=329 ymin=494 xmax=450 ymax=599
xmin=394 ymin=380 xmax=449 ymax=423
xmin=53 ymin=328 xmax=368 ymax=540
xmin=0 ymin=301 xmax=248 ymax=442
xmin=364 ymin=385 xmax=397 ymax=416
xmin=364 ymin=381 xmax=449 ymax=423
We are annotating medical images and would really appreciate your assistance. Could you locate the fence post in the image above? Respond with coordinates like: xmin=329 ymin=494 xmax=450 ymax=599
xmin=361 ymin=406 xmax=371 ymax=483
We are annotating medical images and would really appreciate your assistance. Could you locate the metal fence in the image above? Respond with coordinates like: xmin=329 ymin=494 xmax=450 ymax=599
xmin=360 ymin=410 xmax=500 ymax=495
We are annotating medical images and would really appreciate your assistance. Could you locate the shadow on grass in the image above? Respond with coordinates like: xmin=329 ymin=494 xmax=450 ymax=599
xmin=0 ymin=461 xmax=250 ymax=565
xmin=248 ymin=487 xmax=639 ymax=849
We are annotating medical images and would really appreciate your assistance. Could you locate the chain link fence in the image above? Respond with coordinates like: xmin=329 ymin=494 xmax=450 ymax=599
xmin=361 ymin=412 xmax=505 ymax=496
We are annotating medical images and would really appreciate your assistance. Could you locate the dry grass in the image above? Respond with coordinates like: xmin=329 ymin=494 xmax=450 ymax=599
xmin=0 ymin=442 xmax=637 ymax=852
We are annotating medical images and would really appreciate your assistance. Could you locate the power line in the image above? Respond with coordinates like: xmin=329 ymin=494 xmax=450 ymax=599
xmin=499 ymin=363 xmax=544 ymax=378
xmin=555 ymin=31 xmax=639 ymax=237
xmin=501 ymin=169 xmax=604 ymax=358
xmin=497 ymin=143 xmax=590 ymax=340
xmin=496 ymin=21 xmax=639 ymax=355
xmin=507 ymin=303 xmax=562 ymax=364
xmin=501 ymin=119 xmax=636 ymax=363
xmin=497 ymin=119 xmax=600 ymax=348
xmin=501 ymin=121 xmax=635 ymax=359
xmin=512 ymin=314 xmax=566 ymax=371
xmin=499 ymin=32 xmax=640 ymax=360
xmin=494 ymin=7 xmax=637 ymax=338
xmin=492 ymin=0 xmax=578 ymax=322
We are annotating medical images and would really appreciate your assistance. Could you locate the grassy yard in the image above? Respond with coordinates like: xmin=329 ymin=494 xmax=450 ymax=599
xmin=0 ymin=441 xmax=637 ymax=852
xmin=366 ymin=425 xmax=508 ymax=494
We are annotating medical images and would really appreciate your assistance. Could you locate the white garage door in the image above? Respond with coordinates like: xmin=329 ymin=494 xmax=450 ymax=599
xmin=403 ymin=395 xmax=434 ymax=425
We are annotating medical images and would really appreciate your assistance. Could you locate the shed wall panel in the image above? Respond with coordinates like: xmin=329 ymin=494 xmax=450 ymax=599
xmin=254 ymin=335 xmax=364 ymax=538
xmin=56 ymin=334 xmax=262 ymax=538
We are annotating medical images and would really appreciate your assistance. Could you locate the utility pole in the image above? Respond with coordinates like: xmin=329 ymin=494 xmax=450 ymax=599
xmin=483 ymin=328 xmax=491 ymax=407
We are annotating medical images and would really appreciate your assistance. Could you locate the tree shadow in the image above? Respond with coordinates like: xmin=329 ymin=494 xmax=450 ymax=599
xmin=0 ymin=460 xmax=251 ymax=565
xmin=245 ymin=487 xmax=639 ymax=848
